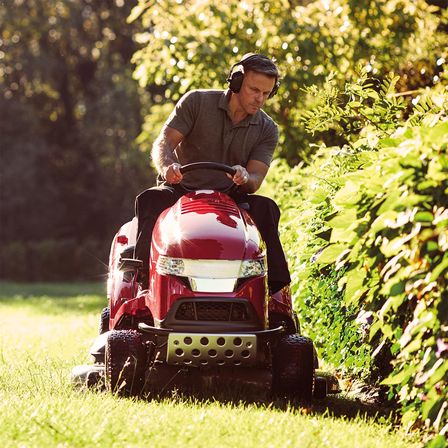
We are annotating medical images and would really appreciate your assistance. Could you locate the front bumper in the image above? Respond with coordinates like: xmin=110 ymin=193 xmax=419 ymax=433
xmin=167 ymin=332 xmax=257 ymax=367
xmin=138 ymin=323 xmax=284 ymax=367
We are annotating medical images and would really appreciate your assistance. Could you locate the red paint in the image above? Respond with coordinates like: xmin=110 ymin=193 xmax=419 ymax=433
xmin=116 ymin=235 xmax=128 ymax=245
xmin=106 ymin=190 xmax=292 ymax=330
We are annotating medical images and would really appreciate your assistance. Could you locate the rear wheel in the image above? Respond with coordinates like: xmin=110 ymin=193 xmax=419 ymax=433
xmin=272 ymin=334 xmax=315 ymax=401
xmin=105 ymin=330 xmax=146 ymax=396
xmin=99 ymin=307 xmax=110 ymax=334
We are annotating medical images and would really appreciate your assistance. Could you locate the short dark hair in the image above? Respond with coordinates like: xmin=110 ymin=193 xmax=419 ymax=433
xmin=240 ymin=53 xmax=280 ymax=80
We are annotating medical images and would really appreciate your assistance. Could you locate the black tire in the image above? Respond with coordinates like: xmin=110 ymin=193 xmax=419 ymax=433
xmin=105 ymin=330 xmax=145 ymax=396
xmin=272 ymin=334 xmax=315 ymax=401
xmin=314 ymin=376 xmax=327 ymax=399
xmin=313 ymin=345 xmax=319 ymax=369
xmin=99 ymin=307 xmax=110 ymax=334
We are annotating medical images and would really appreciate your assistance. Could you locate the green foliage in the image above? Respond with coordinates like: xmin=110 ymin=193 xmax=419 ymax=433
xmin=300 ymin=68 xmax=407 ymax=137
xmin=0 ymin=0 xmax=152 ymax=280
xmin=261 ymin=150 xmax=378 ymax=380
xmin=321 ymin=121 xmax=448 ymax=436
xmin=262 ymin=73 xmax=448 ymax=441
xmin=130 ymin=0 xmax=447 ymax=162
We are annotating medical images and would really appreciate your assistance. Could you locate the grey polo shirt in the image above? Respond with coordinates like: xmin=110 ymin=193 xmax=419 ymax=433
xmin=164 ymin=89 xmax=278 ymax=190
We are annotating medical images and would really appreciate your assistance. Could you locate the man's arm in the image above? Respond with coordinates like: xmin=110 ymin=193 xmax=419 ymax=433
xmin=151 ymin=125 xmax=185 ymax=183
xmin=232 ymin=120 xmax=277 ymax=193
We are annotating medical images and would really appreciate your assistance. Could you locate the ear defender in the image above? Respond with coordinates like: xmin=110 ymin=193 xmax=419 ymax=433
xmin=227 ymin=64 xmax=245 ymax=94
xmin=227 ymin=54 xmax=280 ymax=99
xmin=268 ymin=80 xmax=280 ymax=99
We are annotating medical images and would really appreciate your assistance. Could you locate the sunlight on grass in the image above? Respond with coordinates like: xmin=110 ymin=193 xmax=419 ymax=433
xmin=0 ymin=283 xmax=421 ymax=448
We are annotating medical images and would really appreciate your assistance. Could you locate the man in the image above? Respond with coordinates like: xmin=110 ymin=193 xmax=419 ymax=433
xmin=134 ymin=53 xmax=290 ymax=293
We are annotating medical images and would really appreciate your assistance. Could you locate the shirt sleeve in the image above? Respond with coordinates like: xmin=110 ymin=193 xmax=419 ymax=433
xmin=249 ymin=120 xmax=279 ymax=166
xmin=164 ymin=90 xmax=198 ymax=136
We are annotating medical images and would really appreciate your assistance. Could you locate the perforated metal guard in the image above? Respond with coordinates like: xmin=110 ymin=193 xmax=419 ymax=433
xmin=167 ymin=333 xmax=257 ymax=367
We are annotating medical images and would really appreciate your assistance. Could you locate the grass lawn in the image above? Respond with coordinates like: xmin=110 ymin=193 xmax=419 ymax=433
xmin=0 ymin=282 xmax=421 ymax=447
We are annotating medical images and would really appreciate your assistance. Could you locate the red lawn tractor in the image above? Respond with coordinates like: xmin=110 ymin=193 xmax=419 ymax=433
xmin=72 ymin=163 xmax=339 ymax=399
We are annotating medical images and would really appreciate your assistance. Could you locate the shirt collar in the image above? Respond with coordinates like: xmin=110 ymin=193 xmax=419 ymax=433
xmin=219 ymin=89 xmax=261 ymax=126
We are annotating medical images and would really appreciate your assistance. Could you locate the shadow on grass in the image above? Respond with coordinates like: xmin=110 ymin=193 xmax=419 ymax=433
xmin=0 ymin=281 xmax=107 ymax=315
xmin=140 ymin=385 xmax=396 ymax=423
xmin=81 ymin=368 xmax=395 ymax=425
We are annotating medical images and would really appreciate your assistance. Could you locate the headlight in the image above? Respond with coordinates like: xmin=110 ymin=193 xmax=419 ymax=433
xmin=240 ymin=259 xmax=265 ymax=277
xmin=156 ymin=256 xmax=266 ymax=292
xmin=156 ymin=256 xmax=185 ymax=276
xmin=156 ymin=256 xmax=265 ymax=278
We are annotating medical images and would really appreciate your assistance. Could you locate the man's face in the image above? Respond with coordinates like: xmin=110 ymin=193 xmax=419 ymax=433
xmin=237 ymin=70 xmax=276 ymax=115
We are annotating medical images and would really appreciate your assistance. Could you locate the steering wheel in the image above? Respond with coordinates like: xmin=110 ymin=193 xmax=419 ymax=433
xmin=178 ymin=162 xmax=238 ymax=192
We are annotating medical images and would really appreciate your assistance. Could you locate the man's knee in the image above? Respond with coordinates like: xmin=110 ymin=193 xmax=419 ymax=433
xmin=135 ymin=186 xmax=178 ymax=218
xmin=246 ymin=195 xmax=281 ymax=222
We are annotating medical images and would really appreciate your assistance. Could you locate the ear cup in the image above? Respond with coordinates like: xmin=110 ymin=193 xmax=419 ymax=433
xmin=228 ymin=67 xmax=244 ymax=93
xmin=268 ymin=81 xmax=280 ymax=99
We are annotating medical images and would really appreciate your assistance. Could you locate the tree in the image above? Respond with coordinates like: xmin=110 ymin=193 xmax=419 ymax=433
xmin=0 ymin=0 xmax=153 ymax=280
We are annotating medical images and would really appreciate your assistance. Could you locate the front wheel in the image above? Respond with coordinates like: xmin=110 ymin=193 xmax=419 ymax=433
xmin=272 ymin=334 xmax=315 ymax=401
xmin=105 ymin=330 xmax=146 ymax=396
xmin=99 ymin=307 xmax=110 ymax=334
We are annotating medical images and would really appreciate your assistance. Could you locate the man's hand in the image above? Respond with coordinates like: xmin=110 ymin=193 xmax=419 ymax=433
xmin=163 ymin=163 xmax=183 ymax=184
xmin=152 ymin=126 xmax=185 ymax=184
xmin=228 ymin=165 xmax=250 ymax=186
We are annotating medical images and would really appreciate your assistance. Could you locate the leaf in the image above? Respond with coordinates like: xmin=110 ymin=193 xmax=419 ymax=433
xmin=371 ymin=211 xmax=398 ymax=233
xmin=424 ymin=121 xmax=448 ymax=144
xmin=343 ymin=267 xmax=366 ymax=305
xmin=417 ymin=180 xmax=438 ymax=191
xmin=327 ymin=208 xmax=357 ymax=229
xmin=379 ymin=294 xmax=405 ymax=317
xmin=317 ymin=244 xmax=349 ymax=264
xmin=414 ymin=211 xmax=434 ymax=222
xmin=381 ymin=324 xmax=393 ymax=339
xmin=428 ymin=362 xmax=448 ymax=387
xmin=127 ymin=2 xmax=149 ymax=23
xmin=401 ymin=338 xmax=422 ymax=354
xmin=333 ymin=181 xmax=362 ymax=207
xmin=330 ymin=226 xmax=358 ymax=244
xmin=416 ymin=359 xmax=447 ymax=387
xmin=430 ymin=253 xmax=448 ymax=282
xmin=389 ymin=282 xmax=406 ymax=297
xmin=381 ymin=365 xmax=415 ymax=385
xmin=425 ymin=435 xmax=447 ymax=448
xmin=401 ymin=409 xmax=420 ymax=432
xmin=310 ymin=187 xmax=330 ymax=204
xmin=369 ymin=320 xmax=382 ymax=340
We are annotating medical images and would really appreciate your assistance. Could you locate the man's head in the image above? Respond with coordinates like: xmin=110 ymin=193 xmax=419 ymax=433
xmin=227 ymin=53 xmax=280 ymax=98
xmin=227 ymin=53 xmax=280 ymax=115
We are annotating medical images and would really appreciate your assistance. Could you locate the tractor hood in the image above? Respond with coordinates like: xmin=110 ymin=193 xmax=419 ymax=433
xmin=151 ymin=191 xmax=264 ymax=260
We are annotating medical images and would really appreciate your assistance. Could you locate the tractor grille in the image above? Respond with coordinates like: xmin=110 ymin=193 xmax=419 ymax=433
xmin=175 ymin=301 xmax=249 ymax=321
